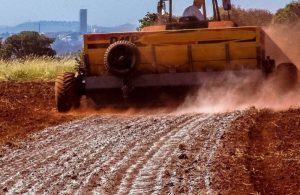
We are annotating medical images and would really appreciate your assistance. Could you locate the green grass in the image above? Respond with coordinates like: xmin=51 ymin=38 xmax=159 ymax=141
xmin=0 ymin=57 xmax=76 ymax=81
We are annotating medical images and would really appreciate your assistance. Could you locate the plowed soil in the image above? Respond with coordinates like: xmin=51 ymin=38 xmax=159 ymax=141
xmin=0 ymin=81 xmax=300 ymax=194
xmin=0 ymin=82 xmax=78 ymax=146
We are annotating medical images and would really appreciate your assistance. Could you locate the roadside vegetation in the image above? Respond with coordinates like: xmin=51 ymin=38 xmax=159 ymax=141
xmin=0 ymin=57 xmax=75 ymax=81
xmin=0 ymin=31 xmax=75 ymax=81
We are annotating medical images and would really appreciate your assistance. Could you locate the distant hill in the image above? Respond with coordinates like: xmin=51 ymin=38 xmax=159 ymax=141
xmin=0 ymin=21 xmax=78 ymax=33
xmin=0 ymin=21 xmax=138 ymax=33
xmin=93 ymin=23 xmax=138 ymax=33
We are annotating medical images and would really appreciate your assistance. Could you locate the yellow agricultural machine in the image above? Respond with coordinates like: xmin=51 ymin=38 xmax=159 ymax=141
xmin=55 ymin=0 xmax=298 ymax=112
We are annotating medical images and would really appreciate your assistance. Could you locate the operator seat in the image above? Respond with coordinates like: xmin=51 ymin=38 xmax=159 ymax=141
xmin=166 ymin=16 xmax=209 ymax=30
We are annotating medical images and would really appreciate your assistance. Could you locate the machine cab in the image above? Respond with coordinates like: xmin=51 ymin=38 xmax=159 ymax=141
xmin=141 ymin=0 xmax=235 ymax=32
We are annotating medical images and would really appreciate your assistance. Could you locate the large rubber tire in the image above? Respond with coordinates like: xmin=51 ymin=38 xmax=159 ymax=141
xmin=104 ymin=40 xmax=139 ymax=76
xmin=55 ymin=72 xmax=81 ymax=112
xmin=273 ymin=63 xmax=298 ymax=92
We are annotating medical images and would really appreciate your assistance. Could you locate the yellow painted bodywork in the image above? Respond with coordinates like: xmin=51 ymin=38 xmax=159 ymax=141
xmin=84 ymin=26 xmax=263 ymax=76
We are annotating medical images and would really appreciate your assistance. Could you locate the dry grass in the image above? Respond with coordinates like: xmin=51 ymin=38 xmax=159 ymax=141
xmin=0 ymin=57 xmax=75 ymax=81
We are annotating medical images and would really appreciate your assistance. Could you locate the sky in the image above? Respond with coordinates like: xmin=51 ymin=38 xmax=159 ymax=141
xmin=0 ymin=0 xmax=295 ymax=27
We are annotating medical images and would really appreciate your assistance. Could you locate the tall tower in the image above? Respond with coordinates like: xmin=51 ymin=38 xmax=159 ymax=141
xmin=79 ymin=9 xmax=87 ymax=33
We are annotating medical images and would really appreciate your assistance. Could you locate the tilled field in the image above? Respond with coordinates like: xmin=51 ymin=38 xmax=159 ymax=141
xmin=0 ymin=82 xmax=300 ymax=194
xmin=0 ymin=111 xmax=246 ymax=194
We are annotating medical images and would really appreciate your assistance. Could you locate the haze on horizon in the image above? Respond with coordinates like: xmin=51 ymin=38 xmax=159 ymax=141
xmin=0 ymin=0 xmax=294 ymax=27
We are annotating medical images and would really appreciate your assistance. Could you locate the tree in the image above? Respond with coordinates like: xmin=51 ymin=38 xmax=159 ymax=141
xmin=220 ymin=5 xmax=274 ymax=26
xmin=0 ymin=38 xmax=11 ymax=60
xmin=138 ymin=12 xmax=159 ymax=30
xmin=137 ymin=12 xmax=179 ymax=31
xmin=0 ymin=31 xmax=56 ymax=59
xmin=272 ymin=1 xmax=300 ymax=25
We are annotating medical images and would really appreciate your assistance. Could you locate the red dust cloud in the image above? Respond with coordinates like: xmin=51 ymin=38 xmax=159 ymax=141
xmin=177 ymin=22 xmax=300 ymax=113
xmin=264 ymin=22 xmax=300 ymax=67
xmin=177 ymin=80 xmax=300 ymax=113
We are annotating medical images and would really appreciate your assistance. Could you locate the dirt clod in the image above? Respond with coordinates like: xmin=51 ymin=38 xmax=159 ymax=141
xmin=178 ymin=143 xmax=186 ymax=150
xmin=178 ymin=153 xmax=188 ymax=160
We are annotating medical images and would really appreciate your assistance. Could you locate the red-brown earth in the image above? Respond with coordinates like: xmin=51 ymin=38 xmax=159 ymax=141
xmin=0 ymin=81 xmax=299 ymax=194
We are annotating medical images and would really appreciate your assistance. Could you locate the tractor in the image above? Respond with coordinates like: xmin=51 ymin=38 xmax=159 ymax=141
xmin=55 ymin=0 xmax=298 ymax=112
